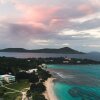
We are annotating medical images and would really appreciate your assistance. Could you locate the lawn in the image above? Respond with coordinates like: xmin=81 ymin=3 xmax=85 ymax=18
xmin=0 ymin=79 xmax=30 ymax=100
xmin=7 ymin=79 xmax=30 ymax=91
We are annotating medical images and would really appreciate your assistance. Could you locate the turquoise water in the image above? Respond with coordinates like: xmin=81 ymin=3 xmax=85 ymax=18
xmin=54 ymin=82 xmax=81 ymax=100
xmin=48 ymin=65 xmax=100 ymax=100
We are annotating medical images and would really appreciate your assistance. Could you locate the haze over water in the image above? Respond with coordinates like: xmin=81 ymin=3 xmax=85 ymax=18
xmin=0 ymin=52 xmax=100 ymax=61
xmin=48 ymin=65 xmax=100 ymax=100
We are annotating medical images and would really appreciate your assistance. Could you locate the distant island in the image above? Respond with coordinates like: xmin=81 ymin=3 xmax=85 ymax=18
xmin=0 ymin=47 xmax=84 ymax=54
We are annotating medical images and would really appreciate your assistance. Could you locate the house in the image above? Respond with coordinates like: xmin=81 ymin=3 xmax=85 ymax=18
xmin=26 ymin=69 xmax=38 ymax=74
xmin=65 ymin=57 xmax=71 ymax=61
xmin=1 ymin=74 xmax=15 ymax=83
xmin=77 ymin=61 xmax=81 ymax=64
xmin=41 ymin=64 xmax=47 ymax=69
xmin=38 ymin=65 xmax=42 ymax=67
xmin=63 ymin=61 xmax=69 ymax=64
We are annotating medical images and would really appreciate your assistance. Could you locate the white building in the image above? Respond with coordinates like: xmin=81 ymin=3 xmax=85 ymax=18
xmin=63 ymin=61 xmax=69 ymax=63
xmin=41 ymin=64 xmax=47 ymax=69
xmin=77 ymin=61 xmax=81 ymax=64
xmin=1 ymin=75 xmax=15 ymax=83
xmin=26 ymin=69 xmax=38 ymax=74
xmin=65 ymin=57 xmax=71 ymax=61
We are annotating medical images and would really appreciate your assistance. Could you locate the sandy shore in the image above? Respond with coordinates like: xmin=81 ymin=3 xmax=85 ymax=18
xmin=44 ymin=78 xmax=58 ymax=100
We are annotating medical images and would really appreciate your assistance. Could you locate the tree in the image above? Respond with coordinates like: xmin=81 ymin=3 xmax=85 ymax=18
xmin=32 ymin=93 xmax=47 ymax=100
xmin=30 ymin=82 xmax=46 ymax=93
xmin=36 ymin=82 xmax=46 ymax=93
xmin=16 ymin=72 xmax=29 ymax=81
xmin=26 ymin=90 xmax=31 ymax=97
xmin=37 ymin=68 xmax=51 ymax=82
xmin=30 ymin=83 xmax=37 ymax=92
xmin=29 ymin=73 xmax=39 ymax=83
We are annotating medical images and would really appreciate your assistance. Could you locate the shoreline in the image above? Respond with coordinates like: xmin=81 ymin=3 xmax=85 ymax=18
xmin=44 ymin=78 xmax=58 ymax=100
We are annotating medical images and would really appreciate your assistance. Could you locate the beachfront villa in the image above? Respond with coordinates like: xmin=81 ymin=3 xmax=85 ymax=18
xmin=63 ymin=57 xmax=72 ymax=63
xmin=65 ymin=57 xmax=71 ymax=61
xmin=77 ymin=61 xmax=81 ymax=64
xmin=63 ymin=60 xmax=69 ymax=64
xmin=26 ymin=69 xmax=38 ymax=73
xmin=0 ymin=74 xmax=15 ymax=83
xmin=38 ymin=64 xmax=47 ymax=70
xmin=41 ymin=63 xmax=47 ymax=69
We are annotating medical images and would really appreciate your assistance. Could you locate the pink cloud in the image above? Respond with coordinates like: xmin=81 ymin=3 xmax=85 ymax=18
xmin=89 ymin=0 xmax=100 ymax=7
xmin=77 ymin=4 xmax=94 ymax=14
xmin=13 ymin=3 xmax=62 ymax=31
xmin=14 ymin=3 xmax=60 ymax=22
xmin=49 ymin=18 xmax=68 ymax=31
xmin=8 ymin=0 xmax=99 ymax=35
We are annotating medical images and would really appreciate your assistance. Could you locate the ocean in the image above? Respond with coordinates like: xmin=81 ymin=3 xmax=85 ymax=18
xmin=48 ymin=65 xmax=100 ymax=100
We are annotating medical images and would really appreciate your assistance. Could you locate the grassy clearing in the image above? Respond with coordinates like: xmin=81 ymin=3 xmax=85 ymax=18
xmin=7 ymin=79 xmax=29 ymax=90
xmin=0 ymin=79 xmax=30 ymax=100
xmin=3 ymin=92 xmax=21 ymax=100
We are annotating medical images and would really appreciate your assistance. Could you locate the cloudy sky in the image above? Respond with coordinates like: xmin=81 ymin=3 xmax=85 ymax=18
xmin=0 ymin=0 xmax=100 ymax=52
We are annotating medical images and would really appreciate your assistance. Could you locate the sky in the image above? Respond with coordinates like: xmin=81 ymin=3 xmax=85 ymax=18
xmin=0 ymin=0 xmax=100 ymax=52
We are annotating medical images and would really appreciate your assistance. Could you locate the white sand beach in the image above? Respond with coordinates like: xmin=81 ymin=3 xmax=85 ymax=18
xmin=44 ymin=78 xmax=57 ymax=100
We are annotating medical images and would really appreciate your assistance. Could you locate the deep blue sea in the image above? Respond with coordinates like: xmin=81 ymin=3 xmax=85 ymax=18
xmin=48 ymin=65 xmax=100 ymax=100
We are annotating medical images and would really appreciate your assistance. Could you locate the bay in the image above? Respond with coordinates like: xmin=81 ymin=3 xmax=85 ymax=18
xmin=0 ymin=52 xmax=100 ymax=61
xmin=48 ymin=64 xmax=100 ymax=100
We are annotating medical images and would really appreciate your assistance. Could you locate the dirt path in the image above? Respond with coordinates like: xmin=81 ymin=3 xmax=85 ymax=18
xmin=2 ymin=85 xmax=21 ymax=93
xmin=2 ymin=85 xmax=30 ymax=100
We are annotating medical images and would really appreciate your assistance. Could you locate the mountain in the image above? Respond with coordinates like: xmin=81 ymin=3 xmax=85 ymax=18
xmin=85 ymin=52 xmax=100 ymax=61
xmin=0 ymin=48 xmax=27 ymax=52
xmin=0 ymin=47 xmax=84 ymax=54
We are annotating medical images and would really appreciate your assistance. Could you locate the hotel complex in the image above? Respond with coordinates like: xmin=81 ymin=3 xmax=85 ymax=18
xmin=0 ymin=74 xmax=15 ymax=84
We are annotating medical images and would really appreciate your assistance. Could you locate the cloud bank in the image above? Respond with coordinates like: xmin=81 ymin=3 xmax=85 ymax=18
xmin=0 ymin=0 xmax=100 ymax=51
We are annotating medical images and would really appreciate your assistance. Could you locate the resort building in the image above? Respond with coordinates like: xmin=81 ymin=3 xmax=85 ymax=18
xmin=41 ymin=63 xmax=47 ymax=69
xmin=38 ymin=64 xmax=47 ymax=70
xmin=77 ymin=61 xmax=81 ymax=64
xmin=64 ymin=57 xmax=71 ymax=61
xmin=0 ymin=76 xmax=3 ymax=85
xmin=26 ymin=69 xmax=38 ymax=74
xmin=0 ymin=74 xmax=15 ymax=83
xmin=63 ymin=61 xmax=69 ymax=64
